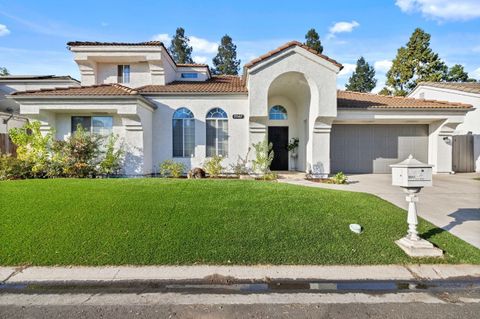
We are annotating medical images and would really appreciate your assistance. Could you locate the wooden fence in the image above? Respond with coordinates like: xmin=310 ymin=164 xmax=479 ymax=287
xmin=0 ymin=133 xmax=17 ymax=156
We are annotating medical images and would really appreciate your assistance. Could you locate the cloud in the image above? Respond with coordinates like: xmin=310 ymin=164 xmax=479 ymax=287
xmin=152 ymin=33 xmax=171 ymax=43
xmin=374 ymin=60 xmax=392 ymax=73
xmin=473 ymin=67 xmax=480 ymax=78
xmin=328 ymin=21 xmax=360 ymax=38
xmin=193 ymin=56 xmax=208 ymax=64
xmin=338 ymin=63 xmax=356 ymax=77
xmin=0 ymin=23 xmax=10 ymax=36
xmin=189 ymin=36 xmax=218 ymax=54
xmin=395 ymin=0 xmax=480 ymax=21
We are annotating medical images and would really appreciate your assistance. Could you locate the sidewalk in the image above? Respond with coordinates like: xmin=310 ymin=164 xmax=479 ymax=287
xmin=2 ymin=264 xmax=479 ymax=283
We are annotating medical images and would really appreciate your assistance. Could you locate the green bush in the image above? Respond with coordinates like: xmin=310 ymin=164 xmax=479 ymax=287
xmin=159 ymin=160 xmax=185 ymax=178
xmin=331 ymin=172 xmax=348 ymax=184
xmin=99 ymin=135 xmax=124 ymax=176
xmin=0 ymin=154 xmax=31 ymax=180
xmin=203 ymin=155 xmax=224 ymax=178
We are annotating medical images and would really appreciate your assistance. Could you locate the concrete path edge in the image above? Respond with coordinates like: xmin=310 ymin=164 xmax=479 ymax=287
xmin=1 ymin=265 xmax=479 ymax=283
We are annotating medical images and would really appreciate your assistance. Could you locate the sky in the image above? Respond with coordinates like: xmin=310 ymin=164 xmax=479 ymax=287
xmin=1 ymin=0 xmax=480 ymax=92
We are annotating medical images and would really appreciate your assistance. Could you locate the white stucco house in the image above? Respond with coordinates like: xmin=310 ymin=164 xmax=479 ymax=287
xmin=409 ymin=82 xmax=480 ymax=172
xmin=7 ymin=41 xmax=474 ymax=176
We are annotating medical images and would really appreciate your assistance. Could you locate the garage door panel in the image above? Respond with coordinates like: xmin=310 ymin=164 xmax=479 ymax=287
xmin=331 ymin=124 xmax=428 ymax=174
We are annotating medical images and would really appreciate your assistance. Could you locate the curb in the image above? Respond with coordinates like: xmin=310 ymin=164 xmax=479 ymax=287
xmin=1 ymin=265 xmax=479 ymax=283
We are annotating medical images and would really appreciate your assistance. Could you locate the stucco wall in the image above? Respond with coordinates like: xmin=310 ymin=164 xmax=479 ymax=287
xmin=149 ymin=94 xmax=249 ymax=173
xmin=96 ymin=62 xmax=152 ymax=88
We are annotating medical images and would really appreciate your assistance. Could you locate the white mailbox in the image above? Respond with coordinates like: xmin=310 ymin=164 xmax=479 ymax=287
xmin=390 ymin=155 xmax=433 ymax=188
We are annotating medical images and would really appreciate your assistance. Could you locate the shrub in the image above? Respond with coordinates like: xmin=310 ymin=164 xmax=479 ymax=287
xmin=9 ymin=121 xmax=53 ymax=177
xmin=99 ymin=135 xmax=124 ymax=176
xmin=251 ymin=138 xmax=274 ymax=179
xmin=230 ymin=148 xmax=251 ymax=176
xmin=331 ymin=172 xmax=348 ymax=184
xmin=203 ymin=155 xmax=224 ymax=178
xmin=159 ymin=160 xmax=185 ymax=178
xmin=0 ymin=154 xmax=31 ymax=180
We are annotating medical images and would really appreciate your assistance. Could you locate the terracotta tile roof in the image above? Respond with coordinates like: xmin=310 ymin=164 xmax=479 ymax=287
xmin=338 ymin=90 xmax=472 ymax=110
xmin=67 ymin=41 xmax=163 ymax=47
xmin=12 ymin=84 xmax=139 ymax=96
xmin=244 ymin=41 xmax=343 ymax=70
xmin=138 ymin=76 xmax=247 ymax=94
xmin=416 ymin=82 xmax=480 ymax=94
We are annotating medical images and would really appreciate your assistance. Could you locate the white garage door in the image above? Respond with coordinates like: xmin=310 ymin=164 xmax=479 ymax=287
xmin=331 ymin=124 xmax=429 ymax=174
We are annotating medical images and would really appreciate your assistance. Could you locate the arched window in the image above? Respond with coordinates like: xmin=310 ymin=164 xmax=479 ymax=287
xmin=269 ymin=105 xmax=288 ymax=120
xmin=206 ymin=108 xmax=228 ymax=157
xmin=172 ymin=107 xmax=195 ymax=157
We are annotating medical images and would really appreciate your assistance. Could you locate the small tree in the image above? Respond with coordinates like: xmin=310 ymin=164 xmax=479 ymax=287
xmin=346 ymin=57 xmax=377 ymax=93
xmin=99 ymin=135 xmax=124 ymax=176
xmin=0 ymin=67 xmax=9 ymax=76
xmin=251 ymin=138 xmax=274 ymax=179
xmin=446 ymin=64 xmax=474 ymax=82
xmin=212 ymin=35 xmax=240 ymax=75
xmin=304 ymin=28 xmax=323 ymax=53
xmin=169 ymin=27 xmax=194 ymax=64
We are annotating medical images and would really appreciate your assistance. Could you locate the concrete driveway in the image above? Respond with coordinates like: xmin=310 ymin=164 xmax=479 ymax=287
xmin=281 ymin=173 xmax=480 ymax=249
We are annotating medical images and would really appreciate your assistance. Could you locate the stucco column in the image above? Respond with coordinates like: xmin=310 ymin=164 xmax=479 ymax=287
xmin=248 ymin=117 xmax=267 ymax=161
xmin=310 ymin=122 xmax=332 ymax=177
xmin=428 ymin=120 xmax=460 ymax=173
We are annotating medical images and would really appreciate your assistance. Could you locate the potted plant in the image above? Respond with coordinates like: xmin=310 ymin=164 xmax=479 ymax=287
xmin=287 ymin=138 xmax=299 ymax=170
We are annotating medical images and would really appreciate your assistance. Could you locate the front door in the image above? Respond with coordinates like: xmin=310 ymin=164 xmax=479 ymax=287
xmin=268 ymin=126 xmax=289 ymax=170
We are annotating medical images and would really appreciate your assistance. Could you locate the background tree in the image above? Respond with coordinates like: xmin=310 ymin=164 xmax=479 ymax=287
xmin=212 ymin=35 xmax=241 ymax=75
xmin=0 ymin=67 xmax=9 ymax=75
xmin=378 ymin=87 xmax=392 ymax=95
xmin=385 ymin=28 xmax=447 ymax=96
xmin=304 ymin=28 xmax=323 ymax=53
xmin=168 ymin=27 xmax=193 ymax=64
xmin=345 ymin=57 xmax=377 ymax=92
xmin=446 ymin=64 xmax=477 ymax=82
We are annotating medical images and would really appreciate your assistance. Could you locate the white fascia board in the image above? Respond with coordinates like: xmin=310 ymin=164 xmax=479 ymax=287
xmin=410 ymin=85 xmax=480 ymax=99
xmin=335 ymin=109 xmax=468 ymax=123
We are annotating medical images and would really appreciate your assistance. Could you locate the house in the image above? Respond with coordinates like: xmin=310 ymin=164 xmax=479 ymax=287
xmin=0 ymin=75 xmax=80 ymax=134
xmin=7 ymin=41 xmax=473 ymax=176
xmin=409 ymin=82 xmax=480 ymax=172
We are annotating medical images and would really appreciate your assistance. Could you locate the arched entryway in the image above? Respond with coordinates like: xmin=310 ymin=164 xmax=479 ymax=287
xmin=267 ymin=72 xmax=311 ymax=171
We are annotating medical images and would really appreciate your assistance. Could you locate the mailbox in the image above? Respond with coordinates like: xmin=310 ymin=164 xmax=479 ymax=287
xmin=390 ymin=155 xmax=433 ymax=188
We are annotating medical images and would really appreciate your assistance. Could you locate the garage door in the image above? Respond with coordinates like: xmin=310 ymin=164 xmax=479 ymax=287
xmin=331 ymin=124 xmax=428 ymax=174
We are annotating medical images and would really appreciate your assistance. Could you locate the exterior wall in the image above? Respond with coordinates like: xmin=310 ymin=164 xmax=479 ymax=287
xmin=410 ymin=86 xmax=480 ymax=172
xmin=96 ymin=62 xmax=152 ymax=88
xmin=149 ymin=94 xmax=249 ymax=173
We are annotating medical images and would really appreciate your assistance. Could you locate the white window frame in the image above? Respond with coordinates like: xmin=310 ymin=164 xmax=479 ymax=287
xmin=117 ymin=65 xmax=130 ymax=84
xmin=206 ymin=108 xmax=228 ymax=157
xmin=172 ymin=108 xmax=195 ymax=158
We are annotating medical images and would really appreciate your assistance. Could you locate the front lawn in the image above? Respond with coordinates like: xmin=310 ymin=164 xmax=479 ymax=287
xmin=1 ymin=179 xmax=479 ymax=266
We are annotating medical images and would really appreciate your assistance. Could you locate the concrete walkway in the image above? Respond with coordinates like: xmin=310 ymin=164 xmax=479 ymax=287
xmin=279 ymin=173 xmax=480 ymax=248
xmin=1 ymin=264 xmax=479 ymax=283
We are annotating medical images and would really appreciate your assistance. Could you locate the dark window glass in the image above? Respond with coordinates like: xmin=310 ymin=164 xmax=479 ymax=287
xmin=181 ymin=73 xmax=198 ymax=79
xmin=117 ymin=65 xmax=130 ymax=83
xmin=71 ymin=116 xmax=91 ymax=133
xmin=172 ymin=108 xmax=195 ymax=157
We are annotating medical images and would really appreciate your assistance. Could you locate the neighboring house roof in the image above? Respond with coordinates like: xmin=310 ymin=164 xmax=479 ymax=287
xmin=138 ymin=76 xmax=247 ymax=94
xmin=11 ymin=84 xmax=139 ymax=96
xmin=338 ymin=90 xmax=472 ymax=110
xmin=415 ymin=82 xmax=480 ymax=94
xmin=244 ymin=41 xmax=343 ymax=70
xmin=0 ymin=75 xmax=79 ymax=82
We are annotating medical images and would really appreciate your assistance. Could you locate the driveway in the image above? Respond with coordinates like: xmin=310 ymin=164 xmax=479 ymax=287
xmin=281 ymin=173 xmax=480 ymax=249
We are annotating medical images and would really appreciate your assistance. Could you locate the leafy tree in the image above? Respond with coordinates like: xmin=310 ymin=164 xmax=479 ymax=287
xmin=345 ymin=57 xmax=377 ymax=92
xmin=168 ymin=27 xmax=193 ymax=64
xmin=386 ymin=28 xmax=447 ymax=96
xmin=0 ymin=67 xmax=9 ymax=75
xmin=212 ymin=35 xmax=241 ymax=75
xmin=446 ymin=64 xmax=477 ymax=82
xmin=304 ymin=28 xmax=323 ymax=53
xmin=378 ymin=87 xmax=392 ymax=95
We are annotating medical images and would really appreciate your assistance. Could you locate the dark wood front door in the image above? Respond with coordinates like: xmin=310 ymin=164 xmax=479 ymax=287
xmin=268 ymin=126 xmax=289 ymax=171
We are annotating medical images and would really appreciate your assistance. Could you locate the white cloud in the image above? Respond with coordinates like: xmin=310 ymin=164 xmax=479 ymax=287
xmin=374 ymin=60 xmax=392 ymax=73
xmin=190 ymin=36 xmax=218 ymax=54
xmin=473 ymin=67 xmax=480 ymax=78
xmin=338 ymin=63 xmax=356 ymax=77
xmin=193 ymin=56 xmax=208 ymax=64
xmin=152 ymin=33 xmax=171 ymax=43
xmin=328 ymin=21 xmax=360 ymax=38
xmin=0 ymin=24 xmax=10 ymax=36
xmin=395 ymin=0 xmax=480 ymax=21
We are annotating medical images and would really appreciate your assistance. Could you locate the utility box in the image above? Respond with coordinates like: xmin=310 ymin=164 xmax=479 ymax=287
xmin=390 ymin=155 xmax=433 ymax=188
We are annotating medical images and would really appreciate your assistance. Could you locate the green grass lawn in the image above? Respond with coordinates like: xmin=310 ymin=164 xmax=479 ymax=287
xmin=1 ymin=178 xmax=479 ymax=266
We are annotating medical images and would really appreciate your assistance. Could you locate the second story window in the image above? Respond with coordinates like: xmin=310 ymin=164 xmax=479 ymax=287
xmin=117 ymin=65 xmax=130 ymax=84
xmin=181 ymin=73 xmax=198 ymax=79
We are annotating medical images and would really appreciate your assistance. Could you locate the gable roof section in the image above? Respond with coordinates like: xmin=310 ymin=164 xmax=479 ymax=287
xmin=338 ymin=90 xmax=472 ymax=110
xmin=11 ymin=84 xmax=139 ymax=96
xmin=244 ymin=41 xmax=343 ymax=70
xmin=0 ymin=75 xmax=79 ymax=82
xmin=138 ymin=76 xmax=247 ymax=94
xmin=415 ymin=82 xmax=480 ymax=94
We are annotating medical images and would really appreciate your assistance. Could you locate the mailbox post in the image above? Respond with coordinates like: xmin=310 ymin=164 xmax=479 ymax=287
xmin=390 ymin=155 xmax=443 ymax=257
